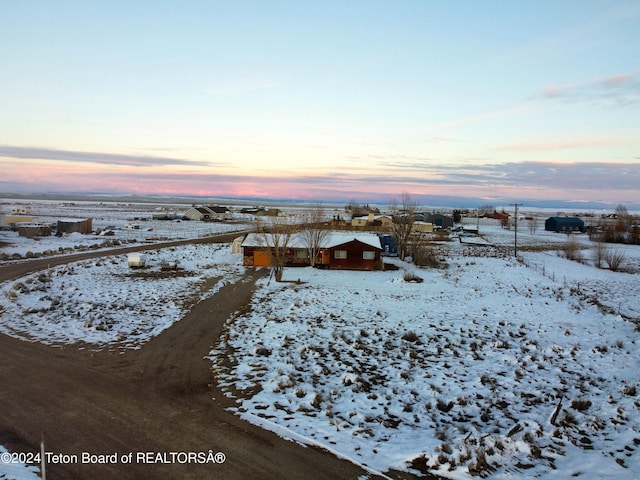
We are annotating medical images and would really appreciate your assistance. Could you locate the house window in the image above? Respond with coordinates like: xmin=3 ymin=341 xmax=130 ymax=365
xmin=295 ymin=249 xmax=309 ymax=259
xmin=363 ymin=251 xmax=375 ymax=260
xmin=334 ymin=250 xmax=347 ymax=259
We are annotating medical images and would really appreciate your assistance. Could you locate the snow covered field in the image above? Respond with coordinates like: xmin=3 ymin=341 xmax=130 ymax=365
xmin=0 ymin=244 xmax=244 ymax=347
xmin=0 ymin=198 xmax=252 ymax=260
xmin=1 ymin=211 xmax=639 ymax=479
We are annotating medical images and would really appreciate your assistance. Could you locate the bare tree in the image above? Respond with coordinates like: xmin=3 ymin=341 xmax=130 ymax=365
xmin=389 ymin=192 xmax=418 ymax=261
xmin=299 ymin=204 xmax=330 ymax=267
xmin=411 ymin=231 xmax=441 ymax=268
xmin=255 ymin=214 xmax=299 ymax=282
xmin=593 ymin=235 xmax=607 ymax=269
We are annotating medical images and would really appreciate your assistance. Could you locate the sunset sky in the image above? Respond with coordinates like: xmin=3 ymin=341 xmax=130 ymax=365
xmin=1 ymin=1 xmax=639 ymax=207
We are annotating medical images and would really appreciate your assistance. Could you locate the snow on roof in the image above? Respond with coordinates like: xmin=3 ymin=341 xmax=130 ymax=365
xmin=323 ymin=232 xmax=382 ymax=249
xmin=241 ymin=231 xmax=382 ymax=250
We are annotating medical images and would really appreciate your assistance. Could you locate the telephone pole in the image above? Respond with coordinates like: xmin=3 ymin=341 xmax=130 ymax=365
xmin=511 ymin=203 xmax=522 ymax=256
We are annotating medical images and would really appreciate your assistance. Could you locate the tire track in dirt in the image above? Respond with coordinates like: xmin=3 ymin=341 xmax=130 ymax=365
xmin=0 ymin=237 xmax=388 ymax=479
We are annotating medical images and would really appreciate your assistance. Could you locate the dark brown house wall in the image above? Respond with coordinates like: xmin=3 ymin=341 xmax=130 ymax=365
xmin=326 ymin=240 xmax=382 ymax=270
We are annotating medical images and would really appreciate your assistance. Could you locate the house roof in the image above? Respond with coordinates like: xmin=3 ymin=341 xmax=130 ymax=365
xmin=547 ymin=216 xmax=584 ymax=225
xmin=206 ymin=205 xmax=230 ymax=213
xmin=242 ymin=231 xmax=382 ymax=250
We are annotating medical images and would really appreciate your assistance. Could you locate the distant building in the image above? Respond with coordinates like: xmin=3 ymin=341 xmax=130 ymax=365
xmin=545 ymin=217 xmax=585 ymax=233
xmin=424 ymin=214 xmax=454 ymax=229
xmin=183 ymin=205 xmax=231 ymax=221
xmin=17 ymin=223 xmax=52 ymax=238
xmin=57 ymin=218 xmax=93 ymax=234
xmin=351 ymin=213 xmax=394 ymax=228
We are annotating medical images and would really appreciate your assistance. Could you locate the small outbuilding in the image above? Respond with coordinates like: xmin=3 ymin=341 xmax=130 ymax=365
xmin=17 ymin=223 xmax=52 ymax=238
xmin=57 ymin=218 xmax=93 ymax=234
xmin=545 ymin=217 xmax=585 ymax=233
xmin=378 ymin=234 xmax=398 ymax=257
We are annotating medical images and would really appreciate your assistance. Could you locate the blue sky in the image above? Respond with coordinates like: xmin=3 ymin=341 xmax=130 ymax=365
xmin=1 ymin=1 xmax=638 ymax=207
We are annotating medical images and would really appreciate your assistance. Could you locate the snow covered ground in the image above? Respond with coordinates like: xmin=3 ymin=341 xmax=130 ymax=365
xmin=0 ymin=244 xmax=244 ymax=347
xmin=0 ymin=198 xmax=252 ymax=260
xmin=1 ymin=214 xmax=639 ymax=479
xmin=211 ymin=225 xmax=640 ymax=479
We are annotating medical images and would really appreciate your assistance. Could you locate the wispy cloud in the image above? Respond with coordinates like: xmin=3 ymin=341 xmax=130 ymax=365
xmin=431 ymin=105 xmax=533 ymax=130
xmin=492 ymin=136 xmax=627 ymax=152
xmin=0 ymin=145 xmax=216 ymax=168
xmin=3 ymin=158 xmax=638 ymax=206
xmin=533 ymin=71 xmax=640 ymax=107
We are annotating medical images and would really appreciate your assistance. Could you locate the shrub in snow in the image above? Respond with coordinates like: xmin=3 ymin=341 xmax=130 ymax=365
xmin=255 ymin=346 xmax=271 ymax=356
xmin=401 ymin=330 xmax=421 ymax=343
xmin=603 ymin=247 xmax=626 ymax=272
xmin=403 ymin=272 xmax=424 ymax=283
xmin=570 ymin=399 xmax=592 ymax=411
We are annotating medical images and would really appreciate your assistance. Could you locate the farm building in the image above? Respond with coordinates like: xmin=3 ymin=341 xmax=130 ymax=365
xmin=241 ymin=232 xmax=383 ymax=270
xmin=545 ymin=217 xmax=585 ymax=233
xmin=57 ymin=218 xmax=93 ymax=234
xmin=17 ymin=223 xmax=52 ymax=238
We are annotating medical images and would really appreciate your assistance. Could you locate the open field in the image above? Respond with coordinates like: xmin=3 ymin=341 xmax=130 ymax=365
xmin=1 ymin=198 xmax=639 ymax=479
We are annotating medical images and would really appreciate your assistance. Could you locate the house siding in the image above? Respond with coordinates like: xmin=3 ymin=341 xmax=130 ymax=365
xmin=323 ymin=239 xmax=382 ymax=270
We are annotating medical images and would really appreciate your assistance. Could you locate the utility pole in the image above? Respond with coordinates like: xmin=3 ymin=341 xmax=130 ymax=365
xmin=511 ymin=203 xmax=522 ymax=256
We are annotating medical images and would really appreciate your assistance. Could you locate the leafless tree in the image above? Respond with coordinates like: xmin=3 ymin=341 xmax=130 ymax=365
xmin=593 ymin=235 xmax=607 ymax=269
xmin=299 ymin=204 xmax=330 ymax=267
xmin=411 ymin=231 xmax=441 ymax=268
xmin=255 ymin=214 xmax=299 ymax=282
xmin=389 ymin=192 xmax=418 ymax=261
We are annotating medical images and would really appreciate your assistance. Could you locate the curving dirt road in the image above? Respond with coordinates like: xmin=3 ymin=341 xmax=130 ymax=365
xmin=0 ymin=235 xmax=402 ymax=479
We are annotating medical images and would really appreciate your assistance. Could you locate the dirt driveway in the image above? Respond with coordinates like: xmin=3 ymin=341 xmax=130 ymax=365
xmin=0 ymin=236 xmax=395 ymax=479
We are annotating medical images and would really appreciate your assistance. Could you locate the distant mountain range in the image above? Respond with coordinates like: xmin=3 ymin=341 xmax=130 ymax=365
xmin=0 ymin=190 xmax=636 ymax=213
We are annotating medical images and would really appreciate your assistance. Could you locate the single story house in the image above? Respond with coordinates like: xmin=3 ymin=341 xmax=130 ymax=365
xmin=351 ymin=213 xmax=394 ymax=228
xmin=319 ymin=233 xmax=383 ymax=270
xmin=545 ymin=217 xmax=585 ymax=233
xmin=412 ymin=221 xmax=434 ymax=233
xmin=1 ymin=214 xmax=35 ymax=227
xmin=241 ymin=231 xmax=383 ymax=270
xmin=183 ymin=205 xmax=232 ymax=221
xmin=57 ymin=218 xmax=93 ymax=234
